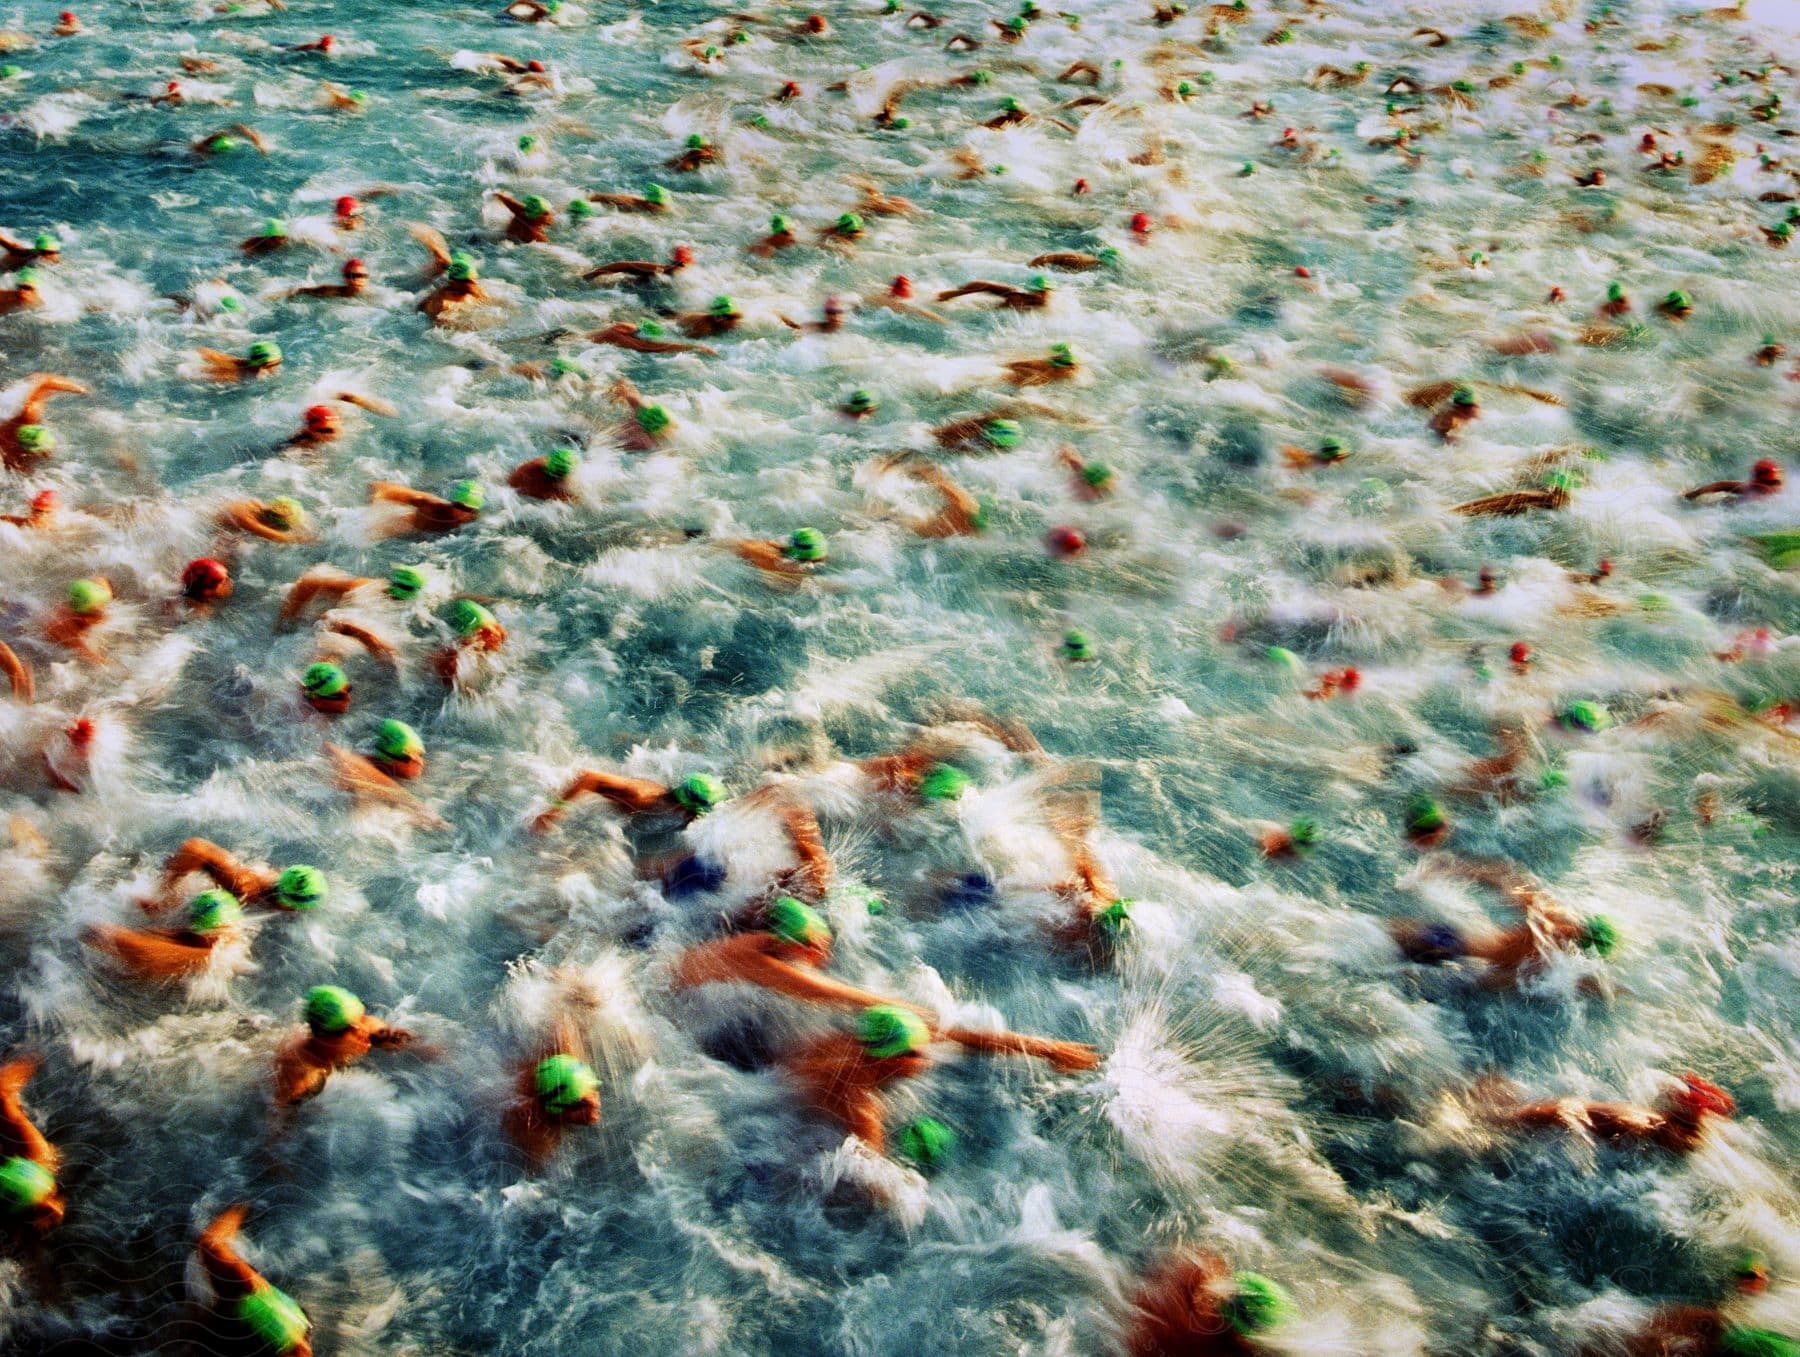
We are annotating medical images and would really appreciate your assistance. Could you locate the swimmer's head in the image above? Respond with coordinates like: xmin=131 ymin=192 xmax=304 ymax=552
xmin=890 ymin=274 xmax=913 ymax=298
xmin=1062 ymin=629 xmax=1094 ymax=660
xmin=1049 ymin=342 xmax=1077 ymax=368
xmin=1289 ymin=817 xmax=1320 ymax=849
xmin=1559 ymin=699 xmax=1612 ymax=733
xmin=835 ymin=211 xmax=864 ymax=235
xmin=709 ymin=294 xmax=739 ymax=318
xmin=1405 ymin=794 xmax=1446 ymax=836
xmin=246 ymin=341 xmax=282 ymax=368
xmin=1319 ymin=436 xmax=1347 ymax=462
xmin=450 ymin=599 xmax=498 ymax=638
xmin=1718 ymin=1327 xmax=1799 ymax=1357
xmin=1578 ymin=915 xmax=1618 ymax=957
xmin=567 ymin=197 xmax=592 ymax=218
xmin=335 ymin=195 xmax=358 ymax=218
xmin=520 ymin=193 xmax=551 ymax=219
xmin=1732 ymin=1250 xmax=1771 ymax=1294
xmin=182 ymin=558 xmax=231 ymax=599
xmin=388 ymin=565 xmax=426 ymax=601
xmin=67 ymin=577 xmax=111 ymax=615
xmin=237 ymin=1285 xmax=311 ymax=1356
xmin=1751 ymin=458 xmax=1782 ymax=488
xmin=449 ymin=479 xmax=485 ymax=511
xmin=534 ymin=1053 xmax=599 ymax=1115
xmin=0 ymin=1157 xmax=56 ymax=1220
xmin=1000 ymin=96 xmax=1023 ymax=112
xmin=1667 ymin=1073 xmax=1736 ymax=1123
xmin=770 ymin=213 xmax=793 ymax=235
xmin=544 ymin=447 xmax=578 ymax=479
xmin=1222 ymin=1274 xmax=1292 ymax=1337
xmin=768 ymin=895 xmax=831 ymax=950
xmin=17 ymin=424 xmax=53 ymax=453
xmin=857 ymin=1004 xmax=930 ymax=1059
xmin=187 ymin=888 xmax=244 ymax=934
xmin=897 ymin=1117 xmax=954 ymax=1169
xmin=302 ymin=403 xmax=337 ymax=430
xmin=373 ymin=719 xmax=423 ymax=764
xmin=786 ymin=527 xmax=827 ymax=562
xmin=982 ymin=418 xmax=1022 ymax=448
xmin=276 ymin=865 xmax=328 ymax=911
xmin=33 ymin=233 xmax=58 ymax=255
xmin=636 ymin=403 xmax=672 ymax=435
xmin=1665 ymin=289 xmax=1692 ymax=311
xmin=673 ymin=772 xmax=725 ymax=813
xmin=304 ymin=984 xmax=364 ymax=1036
xmin=1095 ymin=898 xmax=1133 ymax=939
xmin=1450 ymin=384 xmax=1477 ymax=408
xmin=643 ymin=183 xmax=670 ymax=207
xmin=259 ymin=218 xmax=286 ymax=239
xmin=15 ymin=268 xmax=39 ymax=290
xmin=517 ymin=134 xmax=539 ymax=153
xmin=918 ymin=763 xmax=970 ymax=801
xmin=671 ymin=245 xmax=695 ymax=266
xmin=301 ymin=661 xmax=349 ymax=699
xmin=846 ymin=388 xmax=876 ymax=414
xmin=446 ymin=252 xmax=478 ymax=283
xmin=1029 ymin=273 xmax=1052 ymax=293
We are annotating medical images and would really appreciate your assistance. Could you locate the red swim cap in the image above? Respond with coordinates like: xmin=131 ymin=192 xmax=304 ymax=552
xmin=1295 ymin=265 xmax=1312 ymax=278
xmin=1669 ymin=1074 xmax=1735 ymax=1120
xmin=805 ymin=15 xmax=827 ymax=31
xmin=60 ymin=12 xmax=74 ymax=23
xmin=167 ymin=81 xmax=180 ymax=93
xmin=1340 ymin=666 xmax=1362 ymax=692
xmin=890 ymin=275 xmax=912 ymax=298
xmin=1509 ymin=642 xmax=1530 ymax=665
xmin=68 ymin=718 xmax=94 ymax=746
xmin=302 ymin=404 xmax=337 ymax=428
xmin=182 ymin=558 xmax=231 ymax=597
xmin=30 ymin=489 xmax=57 ymax=513
xmin=1130 ymin=211 xmax=1152 ymax=234
xmin=335 ymin=195 xmax=359 ymax=217
xmin=319 ymin=34 xmax=333 ymax=49
xmin=1046 ymin=525 xmax=1086 ymax=557
xmin=1072 ymin=178 xmax=1089 ymax=195
xmin=1752 ymin=458 xmax=1781 ymax=486
xmin=343 ymin=257 xmax=368 ymax=278
xmin=527 ymin=59 xmax=545 ymax=72
xmin=672 ymin=244 xmax=695 ymax=266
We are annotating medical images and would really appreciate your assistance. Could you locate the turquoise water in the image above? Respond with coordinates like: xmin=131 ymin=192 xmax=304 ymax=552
xmin=4 ymin=0 xmax=1800 ymax=1352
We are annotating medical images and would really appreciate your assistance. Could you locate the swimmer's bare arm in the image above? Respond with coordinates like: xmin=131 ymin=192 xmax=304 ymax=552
xmin=937 ymin=281 xmax=1022 ymax=301
xmin=1683 ymin=480 xmax=1745 ymax=500
xmin=938 ymin=1027 xmax=1101 ymax=1073
xmin=0 ymin=641 xmax=32 ymax=702
xmin=158 ymin=838 xmax=274 ymax=905
xmin=369 ymin=481 xmax=450 ymax=510
xmin=0 ymin=1059 xmax=56 ymax=1167
xmin=199 ymin=124 xmax=269 ymax=152
xmin=321 ymin=618 xmax=400 ymax=664
xmin=278 ymin=570 xmax=377 ymax=625
xmin=222 ymin=501 xmax=306 ymax=542
xmin=408 ymin=224 xmax=453 ymax=271
xmin=533 ymin=770 xmax=668 ymax=829
xmin=195 ymin=1205 xmax=262 ymax=1300
xmin=19 ymin=375 xmax=89 ymax=422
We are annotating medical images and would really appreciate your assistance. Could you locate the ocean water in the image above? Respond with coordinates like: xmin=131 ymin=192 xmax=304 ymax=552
xmin=3 ymin=0 xmax=1800 ymax=1353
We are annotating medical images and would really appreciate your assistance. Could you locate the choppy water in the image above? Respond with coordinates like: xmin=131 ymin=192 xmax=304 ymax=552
xmin=4 ymin=0 xmax=1800 ymax=1353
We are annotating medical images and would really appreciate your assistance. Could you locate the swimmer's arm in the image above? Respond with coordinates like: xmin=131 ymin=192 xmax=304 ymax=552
xmin=195 ymin=1205 xmax=262 ymax=1299
xmin=370 ymin=481 xmax=447 ymax=510
xmin=937 ymin=281 xmax=1014 ymax=300
xmin=751 ymin=957 xmax=914 ymax=1013
xmin=774 ymin=801 xmax=832 ymax=895
xmin=0 ymin=232 xmax=25 ymax=252
xmin=408 ymin=224 xmax=453 ymax=269
xmin=161 ymin=838 xmax=271 ymax=902
xmin=0 ymin=641 xmax=33 ymax=702
xmin=321 ymin=618 xmax=399 ymax=664
xmin=278 ymin=572 xmax=370 ymax=625
xmin=335 ymin=392 xmax=397 ymax=416
xmin=224 ymin=123 xmax=270 ymax=151
xmin=534 ymin=771 xmax=666 ymax=828
xmin=0 ymin=1063 xmax=55 ymax=1167
xmin=493 ymin=192 xmax=530 ymax=219
xmin=225 ymin=504 xmax=304 ymax=542
xmin=939 ymin=1028 xmax=1101 ymax=1073
xmin=1682 ymin=480 xmax=1743 ymax=500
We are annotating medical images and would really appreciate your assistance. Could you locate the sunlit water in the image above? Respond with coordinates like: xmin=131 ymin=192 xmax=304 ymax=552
xmin=3 ymin=0 xmax=1800 ymax=1353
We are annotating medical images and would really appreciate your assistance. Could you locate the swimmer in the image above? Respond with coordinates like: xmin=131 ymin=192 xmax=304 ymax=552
xmin=81 ymin=888 xmax=244 ymax=981
xmin=863 ymin=274 xmax=946 ymax=323
xmin=781 ymin=296 xmax=847 ymax=333
xmin=494 ymin=191 xmax=554 ymax=243
xmin=747 ymin=215 xmax=800 ymax=256
xmin=324 ymin=732 xmax=446 ymax=827
xmin=817 ymin=212 xmax=866 ymax=247
xmin=0 ymin=267 xmax=41 ymax=314
xmin=43 ymin=577 xmax=112 ymax=663
xmin=1478 ymin=1071 xmax=1737 ymax=1155
xmin=847 ymin=177 xmax=919 ymax=217
xmin=433 ymin=599 xmax=506 ymax=688
xmin=1406 ymin=380 xmax=1480 ymax=439
xmin=1028 ymin=248 xmax=1119 ymax=272
xmin=900 ymin=460 xmax=986 ymax=537
xmin=502 ymin=0 xmax=560 ymax=22
xmin=667 ymin=133 xmax=718 ymax=173
xmin=0 ymin=1057 xmax=63 ymax=1234
xmin=586 ymin=183 xmax=671 ymax=213
xmin=726 ymin=527 xmax=829 ymax=580
xmin=276 ymin=256 xmax=369 ymax=300
xmin=586 ymin=320 xmax=717 ymax=356
xmin=1684 ymin=459 xmax=1783 ymax=500
xmin=607 ymin=377 xmax=675 ymax=451
xmin=190 ymin=1206 xmax=313 ymax=1357
xmin=502 ymin=1019 xmax=601 ymax=1171
xmin=417 ymin=249 xmax=488 ymax=321
xmin=533 ymin=768 xmax=726 ymax=833
xmin=1001 ymin=342 xmax=1080 ymax=387
xmin=1128 ymin=1254 xmax=1294 ymax=1357
xmin=196 ymin=340 xmax=283 ymax=381
xmin=193 ymin=124 xmax=270 ymax=155
xmin=0 ymin=487 xmax=55 ymax=529
xmin=1 ymin=374 xmax=87 ymax=471
xmin=583 ymin=244 xmax=693 ymax=281
xmin=146 ymin=839 xmax=328 ymax=914
xmin=0 ymin=231 xmax=59 ymax=268
xmin=219 ymin=495 xmax=309 ymax=542
xmin=369 ymin=479 xmax=484 ymax=535
xmin=239 ymin=217 xmax=290 ymax=256
xmin=937 ymin=273 xmax=1052 ymax=310
xmin=283 ymin=392 xmax=396 ymax=449
xmin=508 ymin=445 xmax=580 ymax=500
xmin=1454 ymin=473 xmax=1574 ymax=517
xmin=1594 ymin=1255 xmax=1789 ymax=1357
xmin=278 ymin=563 xmax=419 ymax=627
xmin=1059 ymin=447 xmax=1114 ymax=499
xmin=1389 ymin=858 xmax=1618 ymax=990
xmin=781 ymin=1004 xmax=1098 ymax=1155
xmin=673 ymin=897 xmax=910 ymax=1010
xmin=676 ymin=294 xmax=742 ymax=338
xmin=273 ymin=986 xmax=412 ymax=1107
xmin=0 ymin=640 xmax=33 ymax=702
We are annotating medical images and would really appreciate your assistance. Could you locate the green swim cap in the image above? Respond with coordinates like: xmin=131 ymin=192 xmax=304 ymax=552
xmin=544 ymin=447 xmax=578 ymax=479
xmin=982 ymin=418 xmax=1022 ymax=448
xmin=770 ymin=213 xmax=793 ymax=234
xmin=301 ymin=661 xmax=349 ymax=698
xmin=246 ymin=341 xmax=282 ymax=368
xmin=787 ymin=527 xmax=827 ymax=562
xmin=970 ymin=69 xmax=991 ymax=85
xmin=1000 ymin=96 xmax=1023 ymax=112
xmin=218 ymin=293 xmax=243 ymax=313
xmin=567 ymin=197 xmax=593 ymax=218
xmin=534 ymin=1053 xmax=598 ymax=1113
xmin=517 ymin=134 xmax=539 ymax=153
xmin=237 ymin=1285 xmax=310 ymax=1355
xmin=1319 ymin=436 xmax=1347 ymax=462
xmin=1095 ymin=898 xmax=1133 ymax=938
xmin=0 ymin=66 xmax=20 ymax=80
xmin=374 ymin=719 xmax=423 ymax=762
xmin=1450 ymin=384 xmax=1477 ymax=407
xmin=388 ymin=565 xmax=426 ymax=601
xmin=17 ymin=423 xmax=52 ymax=452
xmin=1721 ymin=1328 xmax=1800 ymax=1357
xmin=1063 ymin=629 xmax=1094 ymax=660
xmin=897 ymin=1116 xmax=955 ymax=1169
xmin=188 ymin=888 xmax=244 ymax=934
xmin=260 ymin=218 xmax=286 ymax=239
xmin=768 ymin=895 xmax=831 ymax=948
xmin=685 ymin=133 xmax=708 ymax=150
xmin=1579 ymin=915 xmax=1619 ymax=957
xmin=644 ymin=183 xmax=669 ymax=206
xmin=1665 ymin=289 xmax=1692 ymax=310
xmin=1049 ymin=342 xmax=1077 ymax=368
xmin=1222 ymin=1273 xmax=1292 ymax=1336
xmin=1004 ymin=14 xmax=1027 ymax=31
xmin=1081 ymin=461 xmax=1113 ymax=488
xmin=1177 ymin=80 xmax=1195 ymax=97
xmin=1096 ymin=245 xmax=1121 ymax=266
xmin=209 ymin=134 xmax=240 ymax=153
xmin=449 ymin=479 xmax=485 ymax=510
xmin=16 ymin=268 xmax=40 ymax=288
xmin=709 ymin=295 xmax=738 ymax=318
xmin=276 ymin=865 xmax=328 ymax=910
xmin=0 ymin=1156 xmax=54 ymax=1214
xmin=1733 ymin=1250 xmax=1770 ymax=1283
xmin=835 ymin=212 xmax=864 ymax=235
xmin=446 ymin=253 xmax=478 ymax=282
xmin=858 ymin=1004 xmax=930 ymax=1059
xmin=1560 ymin=699 xmax=1612 ymax=733
xmin=1266 ymin=645 xmax=1301 ymax=672
xmin=1606 ymin=280 xmax=1626 ymax=302
xmin=847 ymin=388 xmax=875 ymax=413
xmin=1029 ymin=273 xmax=1051 ymax=293
xmin=304 ymin=984 xmax=364 ymax=1035
xmin=636 ymin=403 xmax=672 ymax=435
xmin=450 ymin=599 xmax=498 ymax=636
xmin=266 ymin=497 xmax=304 ymax=530
xmin=521 ymin=194 xmax=550 ymax=218
xmin=68 ymin=577 xmax=111 ymax=614
xmin=673 ymin=772 xmax=725 ymax=812
xmin=918 ymin=763 xmax=970 ymax=801
xmin=1406 ymin=794 xmax=1446 ymax=835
